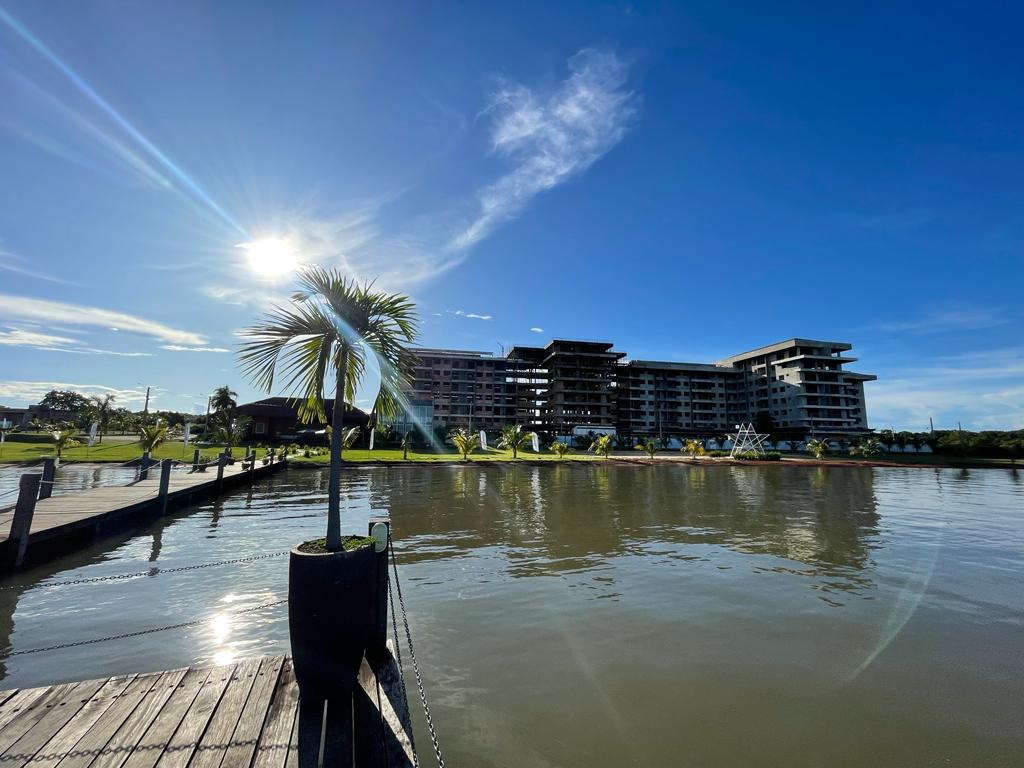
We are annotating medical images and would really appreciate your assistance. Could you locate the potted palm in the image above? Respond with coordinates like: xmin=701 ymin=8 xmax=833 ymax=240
xmin=238 ymin=266 xmax=417 ymax=698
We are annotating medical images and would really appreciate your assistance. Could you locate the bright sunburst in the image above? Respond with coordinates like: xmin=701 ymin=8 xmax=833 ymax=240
xmin=237 ymin=238 xmax=298 ymax=279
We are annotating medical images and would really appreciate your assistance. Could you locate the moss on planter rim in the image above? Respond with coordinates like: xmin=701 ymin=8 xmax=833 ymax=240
xmin=297 ymin=535 xmax=374 ymax=554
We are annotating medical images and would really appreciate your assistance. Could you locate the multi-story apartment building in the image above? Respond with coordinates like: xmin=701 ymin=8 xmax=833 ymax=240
xmin=716 ymin=339 xmax=875 ymax=434
xmin=507 ymin=340 xmax=624 ymax=434
xmin=616 ymin=361 xmax=741 ymax=436
xmin=405 ymin=348 xmax=516 ymax=431
xmin=399 ymin=337 xmax=874 ymax=438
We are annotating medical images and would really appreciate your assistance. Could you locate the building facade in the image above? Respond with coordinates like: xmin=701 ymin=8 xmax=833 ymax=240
xmin=395 ymin=337 xmax=875 ymax=438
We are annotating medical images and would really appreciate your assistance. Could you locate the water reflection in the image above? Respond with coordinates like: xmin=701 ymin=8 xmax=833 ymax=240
xmin=375 ymin=465 xmax=881 ymax=601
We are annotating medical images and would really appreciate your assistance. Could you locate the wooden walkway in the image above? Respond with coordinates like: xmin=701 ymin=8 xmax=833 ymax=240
xmin=0 ymin=652 xmax=414 ymax=768
xmin=0 ymin=459 xmax=287 ymax=568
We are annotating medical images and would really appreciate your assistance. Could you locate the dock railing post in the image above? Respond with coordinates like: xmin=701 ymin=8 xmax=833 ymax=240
xmin=38 ymin=458 xmax=56 ymax=500
xmin=139 ymin=451 xmax=152 ymax=481
xmin=10 ymin=473 xmax=41 ymax=568
xmin=248 ymin=450 xmax=256 ymax=483
xmin=366 ymin=518 xmax=390 ymax=662
xmin=216 ymin=452 xmax=227 ymax=491
xmin=158 ymin=459 xmax=172 ymax=515
xmin=192 ymin=448 xmax=201 ymax=472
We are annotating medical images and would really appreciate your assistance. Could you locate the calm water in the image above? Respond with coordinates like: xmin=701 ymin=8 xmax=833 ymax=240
xmin=0 ymin=464 xmax=1021 ymax=767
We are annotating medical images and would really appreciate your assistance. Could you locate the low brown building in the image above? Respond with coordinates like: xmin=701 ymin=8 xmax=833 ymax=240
xmin=236 ymin=397 xmax=370 ymax=442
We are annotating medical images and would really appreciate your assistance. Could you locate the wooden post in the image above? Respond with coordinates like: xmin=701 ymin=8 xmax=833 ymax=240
xmin=248 ymin=450 xmax=256 ymax=483
xmin=139 ymin=451 xmax=152 ymax=481
xmin=366 ymin=518 xmax=390 ymax=662
xmin=216 ymin=452 xmax=227 ymax=491
xmin=10 ymin=473 xmax=41 ymax=568
xmin=158 ymin=459 xmax=172 ymax=515
xmin=192 ymin=448 xmax=201 ymax=471
xmin=38 ymin=458 xmax=56 ymax=500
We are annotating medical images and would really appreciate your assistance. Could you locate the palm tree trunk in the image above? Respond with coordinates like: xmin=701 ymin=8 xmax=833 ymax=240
xmin=326 ymin=346 xmax=348 ymax=550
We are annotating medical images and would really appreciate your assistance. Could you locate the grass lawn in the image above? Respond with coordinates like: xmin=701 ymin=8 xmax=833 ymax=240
xmin=291 ymin=448 xmax=600 ymax=463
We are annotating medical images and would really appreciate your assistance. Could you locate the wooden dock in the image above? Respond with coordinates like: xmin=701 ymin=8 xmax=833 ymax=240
xmin=0 ymin=651 xmax=414 ymax=768
xmin=0 ymin=456 xmax=288 ymax=570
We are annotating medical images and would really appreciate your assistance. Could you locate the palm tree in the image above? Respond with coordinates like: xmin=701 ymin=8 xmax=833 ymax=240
xmin=450 ymin=428 xmax=480 ymax=461
xmin=636 ymin=437 xmax=658 ymax=459
xmin=590 ymin=434 xmax=613 ymax=459
xmin=805 ymin=438 xmax=830 ymax=460
xmin=215 ymin=415 xmax=251 ymax=448
xmin=340 ymin=426 xmax=361 ymax=450
xmin=497 ymin=424 xmax=532 ymax=458
xmin=550 ymin=442 xmax=571 ymax=460
xmin=238 ymin=267 xmax=417 ymax=550
xmin=211 ymin=385 xmax=237 ymax=414
xmin=51 ymin=429 xmax=80 ymax=459
xmin=682 ymin=438 xmax=705 ymax=459
xmin=90 ymin=394 xmax=116 ymax=444
xmin=139 ymin=420 xmax=169 ymax=453
xmin=851 ymin=437 xmax=883 ymax=457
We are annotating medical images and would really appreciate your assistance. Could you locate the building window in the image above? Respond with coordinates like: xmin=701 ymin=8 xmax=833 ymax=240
xmin=254 ymin=422 xmax=266 ymax=435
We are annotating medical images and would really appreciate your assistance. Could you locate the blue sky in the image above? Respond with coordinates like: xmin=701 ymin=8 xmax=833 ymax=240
xmin=0 ymin=1 xmax=1021 ymax=430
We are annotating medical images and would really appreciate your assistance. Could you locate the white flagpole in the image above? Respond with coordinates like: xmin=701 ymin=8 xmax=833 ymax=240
xmin=369 ymin=427 xmax=375 ymax=451
xmin=479 ymin=430 xmax=488 ymax=451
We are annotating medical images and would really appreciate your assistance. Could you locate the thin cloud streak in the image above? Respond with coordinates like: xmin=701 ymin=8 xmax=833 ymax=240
xmin=450 ymin=48 xmax=636 ymax=250
xmin=0 ymin=249 xmax=77 ymax=285
xmin=0 ymin=293 xmax=207 ymax=346
xmin=0 ymin=380 xmax=153 ymax=406
xmin=876 ymin=307 xmax=1007 ymax=334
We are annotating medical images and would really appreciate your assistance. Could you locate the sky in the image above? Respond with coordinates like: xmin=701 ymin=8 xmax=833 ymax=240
xmin=0 ymin=1 xmax=1021 ymax=430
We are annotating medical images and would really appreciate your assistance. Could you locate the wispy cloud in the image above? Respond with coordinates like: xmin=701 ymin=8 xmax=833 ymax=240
xmin=0 ymin=380 xmax=153 ymax=406
xmin=0 ymin=249 xmax=76 ymax=285
xmin=876 ymin=307 xmax=1008 ymax=334
xmin=529 ymin=327 xmax=544 ymax=333
xmin=0 ymin=293 xmax=207 ymax=346
xmin=450 ymin=48 xmax=636 ymax=250
xmin=0 ymin=326 xmax=151 ymax=356
xmin=448 ymin=310 xmax=492 ymax=321
xmin=161 ymin=345 xmax=229 ymax=353
xmin=868 ymin=347 xmax=1024 ymax=430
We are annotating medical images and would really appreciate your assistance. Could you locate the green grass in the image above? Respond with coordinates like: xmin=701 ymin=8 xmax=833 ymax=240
xmin=0 ymin=435 xmax=252 ymax=465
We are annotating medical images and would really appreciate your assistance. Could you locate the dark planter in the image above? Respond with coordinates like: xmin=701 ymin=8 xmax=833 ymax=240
xmin=289 ymin=541 xmax=375 ymax=698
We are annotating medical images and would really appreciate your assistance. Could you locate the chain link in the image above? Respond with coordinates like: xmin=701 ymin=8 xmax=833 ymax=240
xmin=0 ymin=598 xmax=286 ymax=659
xmin=0 ymin=550 xmax=290 ymax=591
xmin=389 ymin=533 xmax=445 ymax=768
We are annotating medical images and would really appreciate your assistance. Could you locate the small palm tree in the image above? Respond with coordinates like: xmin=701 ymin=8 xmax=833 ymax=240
xmin=90 ymin=394 xmax=116 ymax=444
xmin=851 ymin=437 xmax=883 ymax=457
xmin=636 ymin=437 xmax=658 ymax=459
xmin=139 ymin=421 xmax=169 ymax=453
xmin=214 ymin=415 xmax=251 ymax=448
xmin=497 ymin=424 xmax=532 ymax=458
xmin=590 ymin=434 xmax=613 ymax=458
xmin=550 ymin=442 xmax=571 ymax=460
xmin=682 ymin=438 xmax=705 ymax=459
xmin=341 ymin=426 xmax=361 ymax=450
xmin=806 ymin=438 xmax=830 ymax=460
xmin=51 ymin=429 xmax=80 ymax=459
xmin=238 ymin=266 xmax=417 ymax=550
xmin=450 ymin=428 xmax=480 ymax=461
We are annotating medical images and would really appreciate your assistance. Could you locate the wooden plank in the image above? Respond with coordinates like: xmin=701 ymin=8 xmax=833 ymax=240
xmin=284 ymin=708 xmax=299 ymax=768
xmin=250 ymin=661 xmax=298 ymax=768
xmin=355 ymin=648 xmax=415 ymax=768
xmin=0 ymin=684 xmax=82 ymax=755
xmin=0 ymin=688 xmax=23 ymax=711
xmin=219 ymin=657 xmax=285 ymax=768
xmin=0 ymin=688 xmax=52 ymax=733
xmin=186 ymin=658 xmax=262 ymax=768
xmin=0 ymin=678 xmax=110 ymax=765
xmin=54 ymin=668 xmax=186 ymax=768
xmin=149 ymin=664 xmax=233 ymax=768
xmin=22 ymin=675 xmax=137 ymax=768
xmin=115 ymin=668 xmax=213 ymax=768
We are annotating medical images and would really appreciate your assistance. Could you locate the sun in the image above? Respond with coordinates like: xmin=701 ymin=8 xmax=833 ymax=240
xmin=237 ymin=238 xmax=298 ymax=278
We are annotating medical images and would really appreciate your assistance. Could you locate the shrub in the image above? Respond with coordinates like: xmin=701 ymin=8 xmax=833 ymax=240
xmin=706 ymin=450 xmax=729 ymax=457
xmin=734 ymin=451 xmax=781 ymax=461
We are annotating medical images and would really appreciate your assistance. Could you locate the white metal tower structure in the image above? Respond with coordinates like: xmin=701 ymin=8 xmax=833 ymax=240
xmin=729 ymin=422 xmax=768 ymax=457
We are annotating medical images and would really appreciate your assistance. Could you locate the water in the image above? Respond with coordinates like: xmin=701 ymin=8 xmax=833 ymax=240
xmin=0 ymin=464 xmax=138 ymax=501
xmin=0 ymin=464 xmax=1021 ymax=766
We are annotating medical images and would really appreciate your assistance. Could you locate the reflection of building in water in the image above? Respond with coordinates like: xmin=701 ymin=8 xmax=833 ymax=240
xmin=373 ymin=465 xmax=880 ymax=595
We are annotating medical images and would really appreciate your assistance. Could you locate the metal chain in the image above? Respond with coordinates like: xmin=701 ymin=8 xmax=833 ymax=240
xmin=387 ymin=567 xmax=416 ymax=767
xmin=0 ymin=550 xmax=290 ymax=590
xmin=0 ymin=598 xmax=286 ymax=659
xmin=389 ymin=533 xmax=445 ymax=768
